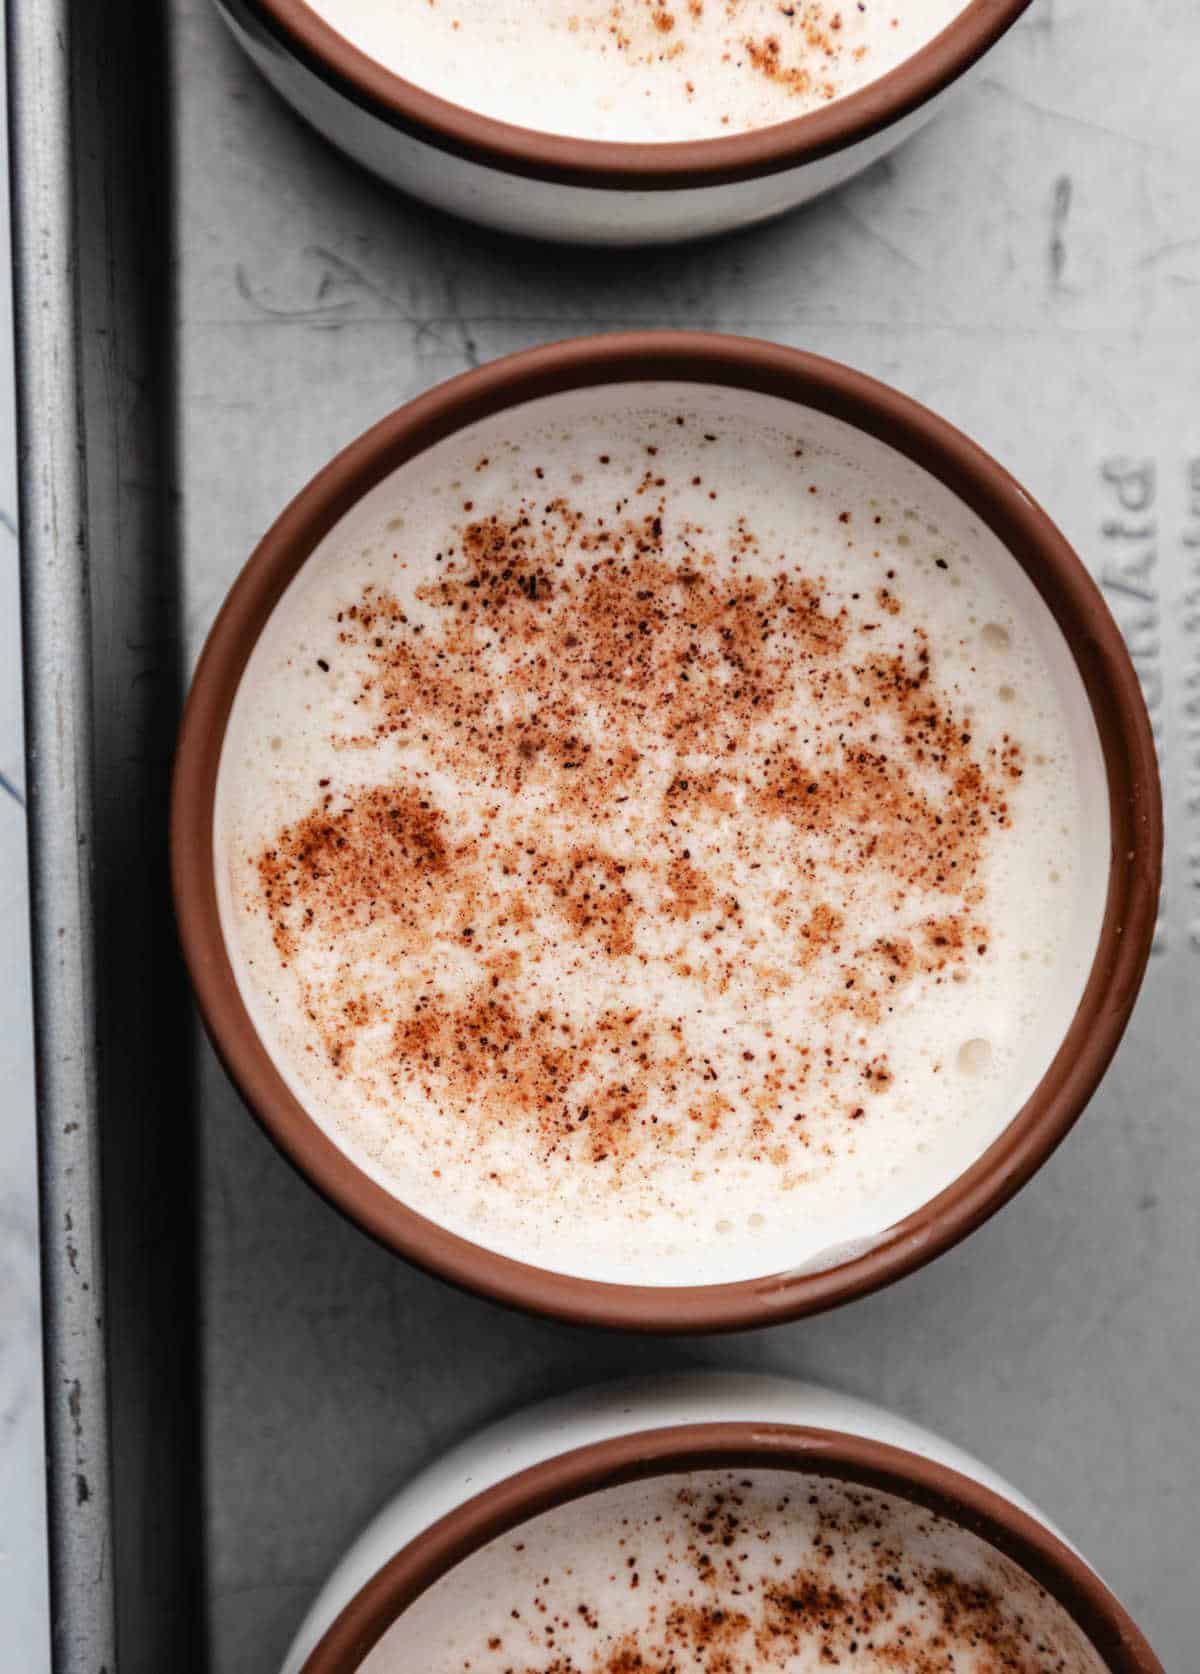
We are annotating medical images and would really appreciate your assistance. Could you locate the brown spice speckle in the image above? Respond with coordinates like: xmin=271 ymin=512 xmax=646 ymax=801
xmin=249 ymin=465 xmax=1017 ymax=1196
xmin=456 ymin=1474 xmax=1095 ymax=1673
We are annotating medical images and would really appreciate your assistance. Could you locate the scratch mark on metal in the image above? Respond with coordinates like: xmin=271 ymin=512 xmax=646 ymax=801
xmin=1049 ymin=175 xmax=1072 ymax=287
xmin=835 ymin=202 xmax=924 ymax=274
xmin=980 ymin=79 xmax=1158 ymax=155
xmin=426 ymin=240 xmax=480 ymax=369
xmin=67 ymin=1378 xmax=83 ymax=1439
xmin=1138 ymin=235 xmax=1200 ymax=270
xmin=0 ymin=770 xmax=25 ymax=809
xmin=304 ymin=244 xmax=409 ymax=315
xmin=444 ymin=271 xmax=479 ymax=368
xmin=234 ymin=261 xmax=352 ymax=324
xmin=235 ymin=247 xmax=421 ymax=329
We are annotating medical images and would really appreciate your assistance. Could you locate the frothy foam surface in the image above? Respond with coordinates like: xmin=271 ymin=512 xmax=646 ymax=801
xmin=215 ymin=383 xmax=1109 ymax=1286
xmin=305 ymin=0 xmax=967 ymax=142
xmin=358 ymin=1468 xmax=1107 ymax=1673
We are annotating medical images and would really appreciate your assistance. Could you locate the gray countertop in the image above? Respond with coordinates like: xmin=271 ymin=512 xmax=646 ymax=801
xmin=5 ymin=0 xmax=1199 ymax=1669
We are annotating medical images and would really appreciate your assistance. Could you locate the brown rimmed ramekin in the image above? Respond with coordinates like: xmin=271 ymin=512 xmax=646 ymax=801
xmin=214 ymin=0 xmax=1033 ymax=243
xmin=295 ymin=1422 xmax=1164 ymax=1674
xmin=171 ymin=330 xmax=1161 ymax=1334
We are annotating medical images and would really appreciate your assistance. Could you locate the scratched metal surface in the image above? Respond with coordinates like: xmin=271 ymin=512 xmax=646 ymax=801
xmin=100 ymin=0 xmax=1200 ymax=1668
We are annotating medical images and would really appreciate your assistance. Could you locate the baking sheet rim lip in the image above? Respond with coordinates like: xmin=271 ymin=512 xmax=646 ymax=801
xmin=169 ymin=328 xmax=1164 ymax=1336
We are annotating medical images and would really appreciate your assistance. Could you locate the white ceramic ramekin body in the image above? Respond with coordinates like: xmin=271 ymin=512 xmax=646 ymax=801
xmin=279 ymin=1373 xmax=1099 ymax=1674
xmin=216 ymin=0 xmax=973 ymax=245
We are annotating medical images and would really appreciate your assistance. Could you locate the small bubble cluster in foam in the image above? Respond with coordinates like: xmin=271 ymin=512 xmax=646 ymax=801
xmin=307 ymin=0 xmax=967 ymax=144
xmin=215 ymin=383 xmax=1110 ymax=1286
xmin=358 ymin=1468 xmax=1107 ymax=1674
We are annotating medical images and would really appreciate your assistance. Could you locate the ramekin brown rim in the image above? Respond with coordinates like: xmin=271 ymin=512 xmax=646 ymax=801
xmin=171 ymin=331 xmax=1162 ymax=1335
xmin=233 ymin=0 xmax=1034 ymax=190
xmin=297 ymin=1421 xmax=1164 ymax=1673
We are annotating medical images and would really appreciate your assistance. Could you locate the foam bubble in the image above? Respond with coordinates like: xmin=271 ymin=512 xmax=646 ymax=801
xmin=957 ymin=1038 xmax=993 ymax=1075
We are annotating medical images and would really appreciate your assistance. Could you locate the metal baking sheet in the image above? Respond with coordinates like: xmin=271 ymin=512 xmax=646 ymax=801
xmin=17 ymin=0 xmax=1197 ymax=1669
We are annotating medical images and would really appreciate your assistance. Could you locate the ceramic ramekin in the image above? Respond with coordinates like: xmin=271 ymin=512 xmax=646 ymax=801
xmin=213 ymin=0 xmax=1033 ymax=244
xmin=280 ymin=1381 xmax=1163 ymax=1674
xmin=171 ymin=331 xmax=1161 ymax=1334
